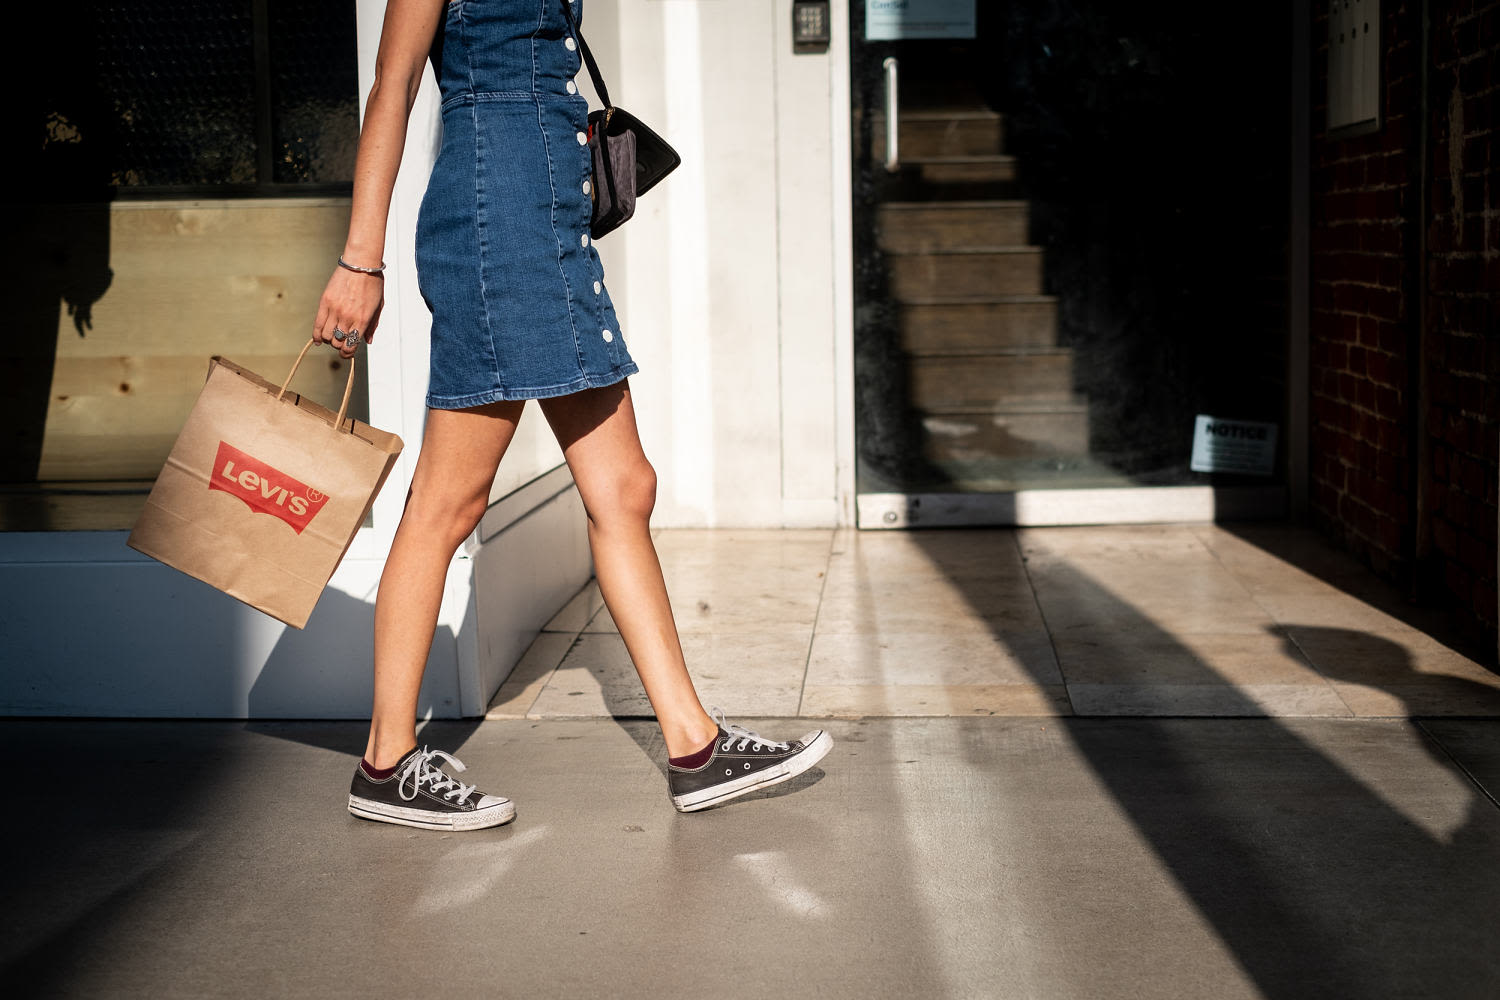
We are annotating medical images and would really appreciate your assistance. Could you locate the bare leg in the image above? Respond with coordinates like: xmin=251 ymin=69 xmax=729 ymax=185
xmin=540 ymin=383 xmax=718 ymax=758
xmin=364 ymin=400 xmax=525 ymax=768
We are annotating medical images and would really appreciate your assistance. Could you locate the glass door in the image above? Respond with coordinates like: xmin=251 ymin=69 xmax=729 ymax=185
xmin=851 ymin=1 xmax=1293 ymax=526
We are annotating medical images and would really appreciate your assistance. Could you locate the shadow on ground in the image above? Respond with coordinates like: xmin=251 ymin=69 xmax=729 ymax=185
xmin=904 ymin=526 xmax=1500 ymax=998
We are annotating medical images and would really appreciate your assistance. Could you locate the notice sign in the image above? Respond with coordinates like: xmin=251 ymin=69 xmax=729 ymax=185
xmin=1190 ymin=416 xmax=1278 ymax=476
xmin=866 ymin=0 xmax=977 ymax=40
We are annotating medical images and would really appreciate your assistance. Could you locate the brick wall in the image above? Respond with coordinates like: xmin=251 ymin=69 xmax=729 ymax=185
xmin=1309 ymin=0 xmax=1499 ymax=635
xmin=1309 ymin=1 xmax=1421 ymax=578
xmin=1424 ymin=0 xmax=1500 ymax=630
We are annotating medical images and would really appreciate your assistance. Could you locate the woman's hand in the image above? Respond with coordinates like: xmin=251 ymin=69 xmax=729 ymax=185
xmin=314 ymin=264 xmax=385 ymax=360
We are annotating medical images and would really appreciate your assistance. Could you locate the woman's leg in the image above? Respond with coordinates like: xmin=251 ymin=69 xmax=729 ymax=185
xmin=364 ymin=400 xmax=525 ymax=769
xmin=539 ymin=383 xmax=718 ymax=759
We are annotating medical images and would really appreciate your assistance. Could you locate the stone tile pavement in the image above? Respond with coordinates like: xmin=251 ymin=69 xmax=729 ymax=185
xmin=5 ymin=523 xmax=1499 ymax=998
xmin=490 ymin=524 xmax=1500 ymax=722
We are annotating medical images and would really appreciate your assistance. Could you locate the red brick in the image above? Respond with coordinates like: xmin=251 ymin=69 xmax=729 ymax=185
xmin=1367 ymin=287 xmax=1404 ymax=318
xmin=1434 ymin=515 xmax=1460 ymax=557
xmin=1451 ymin=337 xmax=1485 ymax=375
xmin=1366 ymin=351 xmax=1396 ymax=385
xmin=1378 ymin=420 xmax=1406 ymax=452
xmin=1472 ymin=578 xmax=1497 ymax=627
xmin=1378 ymin=258 xmax=1405 ymax=287
xmin=1378 ymin=516 xmax=1403 ymax=553
xmin=1457 ymin=374 xmax=1486 ymax=412
xmin=1460 ymin=454 xmax=1488 ymax=494
xmin=1445 ymin=560 xmax=1475 ymax=601
xmin=1433 ymin=255 xmax=1484 ymax=290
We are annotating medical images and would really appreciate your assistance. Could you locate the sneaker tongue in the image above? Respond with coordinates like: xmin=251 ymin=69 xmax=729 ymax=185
xmin=394 ymin=746 xmax=423 ymax=767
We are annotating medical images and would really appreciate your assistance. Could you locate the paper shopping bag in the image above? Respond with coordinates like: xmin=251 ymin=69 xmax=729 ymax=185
xmin=127 ymin=339 xmax=404 ymax=628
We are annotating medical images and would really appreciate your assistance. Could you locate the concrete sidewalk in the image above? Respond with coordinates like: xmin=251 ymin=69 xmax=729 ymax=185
xmin=496 ymin=524 xmax=1500 ymax=720
xmin=2 ymin=715 xmax=1497 ymax=998
xmin=4 ymin=523 xmax=1500 ymax=997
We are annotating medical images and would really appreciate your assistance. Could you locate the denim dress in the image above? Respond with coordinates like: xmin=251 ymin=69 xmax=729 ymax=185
xmin=416 ymin=0 xmax=636 ymax=406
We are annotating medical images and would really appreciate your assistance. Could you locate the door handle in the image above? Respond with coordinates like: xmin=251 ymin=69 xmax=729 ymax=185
xmin=883 ymin=56 xmax=899 ymax=172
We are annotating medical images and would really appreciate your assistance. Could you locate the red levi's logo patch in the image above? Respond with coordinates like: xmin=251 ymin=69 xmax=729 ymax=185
xmin=208 ymin=441 xmax=330 ymax=534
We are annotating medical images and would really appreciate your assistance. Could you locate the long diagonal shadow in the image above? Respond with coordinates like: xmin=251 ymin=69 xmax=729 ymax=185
xmin=906 ymin=525 xmax=1500 ymax=998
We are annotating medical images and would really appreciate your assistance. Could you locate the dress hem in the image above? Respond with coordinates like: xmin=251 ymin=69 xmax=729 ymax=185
xmin=426 ymin=362 xmax=639 ymax=409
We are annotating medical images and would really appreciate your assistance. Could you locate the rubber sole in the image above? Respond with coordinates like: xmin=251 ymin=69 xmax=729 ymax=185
xmin=348 ymin=794 xmax=516 ymax=831
xmin=671 ymin=730 xmax=834 ymax=813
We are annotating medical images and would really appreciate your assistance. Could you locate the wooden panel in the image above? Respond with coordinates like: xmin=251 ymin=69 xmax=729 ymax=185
xmin=898 ymin=298 xmax=1058 ymax=353
xmin=47 ymin=354 xmax=355 ymax=399
xmin=876 ymin=201 xmax=1030 ymax=252
xmin=31 ymin=200 xmax=359 ymax=484
xmin=909 ymin=351 xmax=1075 ymax=409
xmin=887 ymin=248 xmax=1043 ymax=298
xmin=870 ymin=111 xmax=1005 ymax=159
xmin=910 ymin=156 xmax=1017 ymax=185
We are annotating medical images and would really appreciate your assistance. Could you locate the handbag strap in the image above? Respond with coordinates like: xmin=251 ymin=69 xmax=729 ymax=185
xmin=560 ymin=0 xmax=613 ymax=112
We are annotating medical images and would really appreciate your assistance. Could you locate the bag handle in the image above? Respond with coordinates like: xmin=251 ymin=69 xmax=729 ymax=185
xmin=560 ymin=0 xmax=613 ymax=112
xmin=276 ymin=338 xmax=358 ymax=434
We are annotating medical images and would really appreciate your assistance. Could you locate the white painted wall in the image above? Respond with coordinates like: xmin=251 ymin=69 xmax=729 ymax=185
xmin=591 ymin=0 xmax=855 ymax=527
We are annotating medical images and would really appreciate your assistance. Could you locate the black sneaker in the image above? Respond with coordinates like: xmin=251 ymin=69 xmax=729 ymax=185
xmin=668 ymin=711 xmax=833 ymax=813
xmin=348 ymin=746 xmax=515 ymax=831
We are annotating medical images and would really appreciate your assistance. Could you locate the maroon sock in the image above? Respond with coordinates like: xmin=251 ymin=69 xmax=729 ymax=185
xmin=669 ymin=734 xmax=718 ymax=770
xmin=360 ymin=758 xmax=400 ymax=780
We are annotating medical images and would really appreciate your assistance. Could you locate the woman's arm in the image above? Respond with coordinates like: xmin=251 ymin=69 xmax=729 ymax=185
xmin=314 ymin=0 xmax=447 ymax=358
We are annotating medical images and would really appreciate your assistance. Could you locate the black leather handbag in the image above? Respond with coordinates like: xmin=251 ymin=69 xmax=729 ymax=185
xmin=561 ymin=0 xmax=681 ymax=238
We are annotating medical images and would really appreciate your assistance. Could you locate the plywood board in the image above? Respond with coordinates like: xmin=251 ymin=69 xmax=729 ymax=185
xmin=32 ymin=200 xmax=362 ymax=484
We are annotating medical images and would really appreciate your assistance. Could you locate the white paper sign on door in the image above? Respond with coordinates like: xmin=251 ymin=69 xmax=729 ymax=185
xmin=1190 ymin=416 xmax=1279 ymax=476
xmin=866 ymin=0 xmax=977 ymax=40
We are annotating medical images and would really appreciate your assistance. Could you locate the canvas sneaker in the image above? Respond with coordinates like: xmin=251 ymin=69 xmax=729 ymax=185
xmin=668 ymin=710 xmax=833 ymax=813
xmin=348 ymin=746 xmax=515 ymax=831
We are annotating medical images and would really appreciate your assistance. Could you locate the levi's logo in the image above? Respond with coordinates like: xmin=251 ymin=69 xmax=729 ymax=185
xmin=209 ymin=441 xmax=330 ymax=534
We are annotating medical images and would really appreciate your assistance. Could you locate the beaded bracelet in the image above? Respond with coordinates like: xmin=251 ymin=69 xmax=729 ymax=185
xmin=337 ymin=255 xmax=386 ymax=276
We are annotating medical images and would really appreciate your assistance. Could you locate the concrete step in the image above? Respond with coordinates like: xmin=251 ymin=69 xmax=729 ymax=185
xmin=897 ymin=295 xmax=1058 ymax=353
xmin=909 ymin=350 xmax=1075 ymax=410
xmin=877 ymin=201 xmax=1030 ymax=252
xmin=888 ymin=248 xmax=1043 ymax=298
xmin=921 ymin=399 xmax=1091 ymax=461
xmin=871 ymin=110 xmax=1005 ymax=159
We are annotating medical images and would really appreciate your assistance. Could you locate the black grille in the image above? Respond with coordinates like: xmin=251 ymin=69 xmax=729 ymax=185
xmin=26 ymin=0 xmax=357 ymax=194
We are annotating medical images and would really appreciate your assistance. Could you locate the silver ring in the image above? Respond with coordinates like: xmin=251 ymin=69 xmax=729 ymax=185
xmin=348 ymin=329 xmax=360 ymax=345
xmin=332 ymin=328 xmax=347 ymax=343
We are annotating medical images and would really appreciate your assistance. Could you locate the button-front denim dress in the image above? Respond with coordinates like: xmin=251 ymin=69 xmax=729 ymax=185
xmin=416 ymin=0 xmax=636 ymax=407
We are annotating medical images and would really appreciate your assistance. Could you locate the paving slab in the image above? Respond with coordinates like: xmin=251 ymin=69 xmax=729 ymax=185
xmin=1421 ymin=720 xmax=1500 ymax=806
xmin=2 ymin=717 xmax=1497 ymax=999
xmin=513 ymin=525 xmax=1500 ymax=721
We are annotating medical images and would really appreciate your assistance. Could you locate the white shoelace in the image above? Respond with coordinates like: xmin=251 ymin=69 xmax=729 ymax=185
xmin=711 ymin=707 xmax=790 ymax=753
xmin=396 ymin=747 xmax=478 ymax=805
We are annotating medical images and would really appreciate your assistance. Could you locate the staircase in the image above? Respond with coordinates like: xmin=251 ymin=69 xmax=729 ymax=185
xmin=871 ymin=109 xmax=1091 ymax=476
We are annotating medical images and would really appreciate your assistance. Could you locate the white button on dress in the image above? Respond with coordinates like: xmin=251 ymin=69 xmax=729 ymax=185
xmin=593 ymin=280 xmax=602 ymax=295
xmin=602 ymin=329 xmax=613 ymax=343
xmin=582 ymin=179 xmax=591 ymax=195
xmin=580 ymin=234 xmax=589 ymax=248
xmin=566 ymin=80 xmax=577 ymax=95
xmin=565 ymin=37 xmax=577 ymax=51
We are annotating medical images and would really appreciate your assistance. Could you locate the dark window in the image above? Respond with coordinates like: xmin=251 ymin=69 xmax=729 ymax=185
xmin=14 ymin=0 xmax=358 ymax=198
